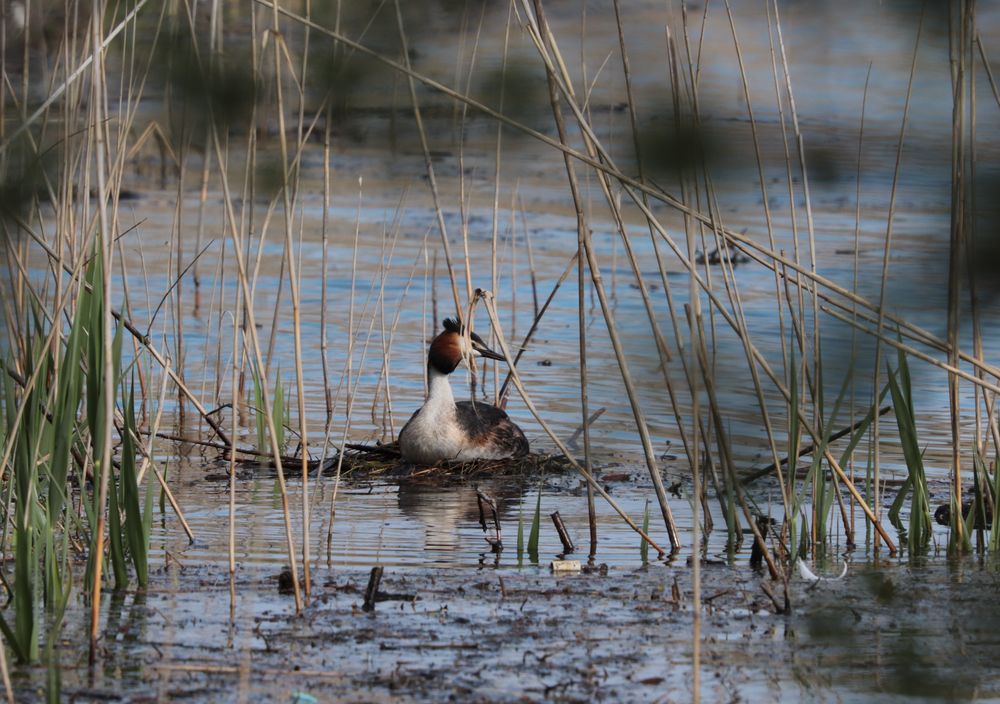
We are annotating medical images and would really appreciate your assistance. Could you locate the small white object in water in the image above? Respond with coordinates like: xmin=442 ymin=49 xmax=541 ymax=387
xmin=796 ymin=558 xmax=848 ymax=582
xmin=550 ymin=559 xmax=581 ymax=572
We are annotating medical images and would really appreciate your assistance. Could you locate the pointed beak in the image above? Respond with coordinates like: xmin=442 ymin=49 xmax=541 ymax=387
xmin=478 ymin=346 xmax=505 ymax=361
xmin=472 ymin=340 xmax=505 ymax=361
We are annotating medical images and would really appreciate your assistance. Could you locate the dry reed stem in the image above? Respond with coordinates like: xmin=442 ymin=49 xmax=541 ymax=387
xmin=131 ymin=363 xmax=195 ymax=542
xmin=967 ymin=40 xmax=999 ymax=464
xmin=770 ymin=0 xmax=823 ymax=411
xmin=115 ymin=312 xmax=232 ymax=446
xmin=550 ymin=9 xmax=718 ymax=536
xmin=208 ymin=121 xmax=302 ymax=611
xmin=128 ymin=426 xmax=194 ymax=542
xmin=325 ymin=178 xmax=365 ymax=564
xmin=575 ymin=145 xmax=597 ymax=555
xmin=640 ymin=215 xmax=896 ymax=546
xmin=712 ymin=8 xmax=791 ymax=522
xmin=229 ymin=301 xmax=239 ymax=612
xmin=978 ymin=34 xmax=1000 ymax=108
xmin=869 ymin=8 xmax=924 ymax=548
xmin=456 ymin=2 xmax=487 ymax=321
xmin=496 ymin=251 xmax=579 ymax=403
xmin=823 ymin=307 xmax=1000 ymax=396
xmin=722 ymin=233 xmax=1000 ymax=381
xmin=967 ymin=24 xmax=986 ymax=460
xmin=849 ymin=62 xmax=873 ymax=536
xmin=379 ymin=236 xmax=426 ymax=441
xmin=392 ymin=0 xmax=464 ymax=320
xmin=321 ymin=112 xmax=333 ymax=424
xmin=0 ymin=0 xmax=153 ymax=152
xmin=0 ymin=632 xmax=10 ymax=704
xmin=659 ymin=27 xmax=703 ymax=481
xmin=479 ymin=290 xmax=665 ymax=554
xmin=268 ymin=1 xmax=312 ymax=599
xmin=689 ymin=308 xmax=780 ymax=578
xmin=528 ymin=0 xmax=680 ymax=550
xmin=488 ymin=1 xmax=514 ymax=406
xmin=682 ymin=32 xmax=704 ymax=683
xmin=675 ymin=5 xmax=791 ymax=531
xmin=724 ymin=0 xmax=789 ymax=381
xmin=135 ymin=357 xmax=173 ymax=485
xmin=704 ymin=201 xmax=791 ymax=518
xmin=946 ymin=0 xmax=973 ymax=549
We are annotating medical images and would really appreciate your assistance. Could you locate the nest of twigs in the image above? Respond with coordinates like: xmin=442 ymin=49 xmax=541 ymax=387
xmin=232 ymin=442 xmax=572 ymax=482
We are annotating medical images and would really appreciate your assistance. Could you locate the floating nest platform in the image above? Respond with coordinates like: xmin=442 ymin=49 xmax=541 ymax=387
xmin=231 ymin=442 xmax=572 ymax=482
xmin=334 ymin=443 xmax=572 ymax=481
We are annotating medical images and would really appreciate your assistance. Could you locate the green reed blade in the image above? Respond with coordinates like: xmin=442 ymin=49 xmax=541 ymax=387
xmin=969 ymin=452 xmax=986 ymax=544
xmin=112 ymin=318 xmax=123 ymax=392
xmin=252 ymin=365 xmax=266 ymax=455
xmin=121 ymin=381 xmax=148 ymax=587
xmin=788 ymin=345 xmax=800 ymax=478
xmin=516 ymin=506 xmax=524 ymax=562
xmin=527 ymin=488 xmax=542 ymax=561
xmin=107 ymin=464 xmax=127 ymax=590
xmin=46 ymin=645 xmax=61 ymax=704
xmin=47 ymin=299 xmax=85 ymax=531
xmin=143 ymin=463 xmax=155 ymax=557
xmin=13 ymin=505 xmax=36 ymax=662
xmin=838 ymin=383 xmax=890 ymax=469
xmin=991 ymin=450 xmax=1000 ymax=553
xmin=43 ymin=527 xmax=61 ymax=613
xmin=83 ymin=250 xmax=106 ymax=471
xmin=886 ymin=362 xmax=931 ymax=552
xmin=9 ymin=336 xmax=49 ymax=663
xmin=640 ymin=499 xmax=650 ymax=563
xmin=887 ymin=476 xmax=912 ymax=534
xmin=273 ymin=366 xmax=285 ymax=454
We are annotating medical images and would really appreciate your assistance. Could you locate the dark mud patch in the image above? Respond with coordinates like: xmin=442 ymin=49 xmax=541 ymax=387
xmin=16 ymin=560 xmax=1000 ymax=702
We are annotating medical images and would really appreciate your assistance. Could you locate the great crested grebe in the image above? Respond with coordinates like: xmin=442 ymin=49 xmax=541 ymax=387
xmin=398 ymin=318 xmax=529 ymax=465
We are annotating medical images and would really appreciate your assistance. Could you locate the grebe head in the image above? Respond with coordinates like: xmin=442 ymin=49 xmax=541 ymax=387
xmin=427 ymin=318 xmax=504 ymax=375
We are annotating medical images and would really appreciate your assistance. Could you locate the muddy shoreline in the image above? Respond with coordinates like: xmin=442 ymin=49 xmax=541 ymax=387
xmin=12 ymin=556 xmax=997 ymax=703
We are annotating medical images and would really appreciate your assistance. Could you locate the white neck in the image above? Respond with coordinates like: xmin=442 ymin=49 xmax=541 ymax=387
xmin=424 ymin=365 xmax=455 ymax=414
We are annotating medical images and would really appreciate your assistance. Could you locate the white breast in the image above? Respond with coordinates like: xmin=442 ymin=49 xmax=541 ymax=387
xmin=399 ymin=369 xmax=466 ymax=464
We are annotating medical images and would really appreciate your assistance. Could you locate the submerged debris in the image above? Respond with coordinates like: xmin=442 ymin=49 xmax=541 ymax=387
xmin=796 ymin=559 xmax=848 ymax=583
xmin=277 ymin=568 xmax=297 ymax=594
xmin=695 ymin=246 xmax=751 ymax=267
xmin=934 ymin=499 xmax=994 ymax=528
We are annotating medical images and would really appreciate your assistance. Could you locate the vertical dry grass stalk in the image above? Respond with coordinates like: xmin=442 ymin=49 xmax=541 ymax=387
xmin=229 ymin=304 xmax=239 ymax=618
xmin=480 ymin=290 xmax=665 ymax=553
xmin=946 ymin=0 xmax=974 ymax=550
xmin=869 ymin=6 xmax=925 ymax=549
xmin=392 ymin=0 xmax=464 ymax=320
xmin=849 ymin=62 xmax=874 ymax=536
xmin=325 ymin=178 xmax=365 ymax=565
xmin=209 ymin=119 xmax=303 ymax=613
xmin=527 ymin=0 xmax=681 ymax=550
xmin=268 ymin=0 xmax=312 ymax=599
